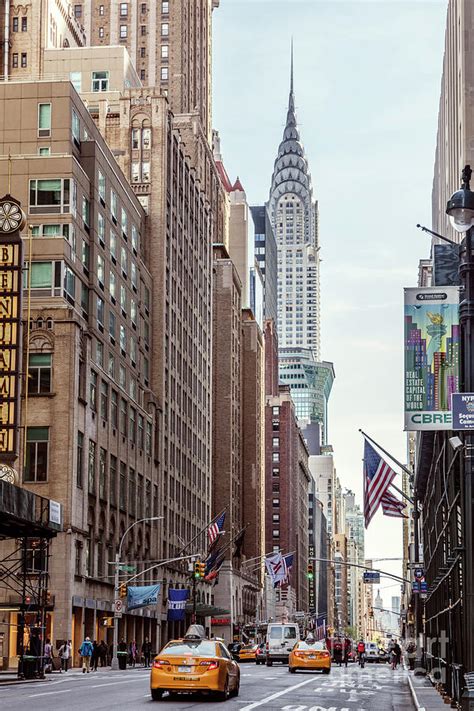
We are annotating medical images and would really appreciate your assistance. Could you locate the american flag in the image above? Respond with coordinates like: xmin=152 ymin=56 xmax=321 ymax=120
xmin=208 ymin=512 xmax=225 ymax=546
xmin=363 ymin=439 xmax=397 ymax=527
xmin=381 ymin=489 xmax=407 ymax=518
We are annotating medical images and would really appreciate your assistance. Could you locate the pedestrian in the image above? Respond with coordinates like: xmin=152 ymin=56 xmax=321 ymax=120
xmin=58 ymin=640 xmax=71 ymax=673
xmin=142 ymin=637 xmax=152 ymax=667
xmin=44 ymin=638 xmax=53 ymax=673
xmin=98 ymin=640 xmax=108 ymax=667
xmin=129 ymin=639 xmax=137 ymax=667
xmin=406 ymin=641 xmax=416 ymax=671
xmin=393 ymin=640 xmax=402 ymax=669
xmin=91 ymin=640 xmax=99 ymax=671
xmin=79 ymin=636 xmax=93 ymax=673
xmin=343 ymin=637 xmax=351 ymax=667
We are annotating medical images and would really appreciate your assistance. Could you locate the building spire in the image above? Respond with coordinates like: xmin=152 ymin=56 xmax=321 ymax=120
xmin=290 ymin=37 xmax=294 ymax=95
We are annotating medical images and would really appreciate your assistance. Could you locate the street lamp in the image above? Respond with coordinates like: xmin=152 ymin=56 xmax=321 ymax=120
xmin=446 ymin=165 xmax=474 ymax=710
xmin=110 ymin=516 xmax=163 ymax=671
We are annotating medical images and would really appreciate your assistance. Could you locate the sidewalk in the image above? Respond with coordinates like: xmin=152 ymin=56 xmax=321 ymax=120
xmin=407 ymin=670 xmax=450 ymax=710
xmin=0 ymin=664 xmax=150 ymax=685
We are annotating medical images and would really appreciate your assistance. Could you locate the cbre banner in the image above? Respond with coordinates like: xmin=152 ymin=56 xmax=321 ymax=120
xmin=404 ymin=286 xmax=460 ymax=431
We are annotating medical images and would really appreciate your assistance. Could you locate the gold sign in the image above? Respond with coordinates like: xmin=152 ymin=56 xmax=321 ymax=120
xmin=0 ymin=195 xmax=23 ymax=460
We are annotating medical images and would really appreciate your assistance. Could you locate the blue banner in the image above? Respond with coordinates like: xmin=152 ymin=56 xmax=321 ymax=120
xmin=127 ymin=584 xmax=161 ymax=611
xmin=167 ymin=589 xmax=189 ymax=621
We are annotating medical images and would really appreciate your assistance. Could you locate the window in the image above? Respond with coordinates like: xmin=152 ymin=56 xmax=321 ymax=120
xmin=97 ymin=254 xmax=105 ymax=287
xmin=120 ymin=2 xmax=128 ymax=15
xmin=162 ymin=1 xmax=169 ymax=13
xmin=77 ymin=431 xmax=84 ymax=488
xmin=98 ymin=212 xmax=105 ymax=246
xmin=109 ymin=270 xmax=116 ymax=301
xmin=98 ymin=26 xmax=104 ymax=38
xmin=96 ymin=339 xmax=104 ymax=368
xmin=99 ymin=5 xmax=105 ymax=15
xmin=90 ymin=370 xmax=97 ymax=410
xmin=130 ymin=298 xmax=137 ymax=326
xmin=120 ymin=398 xmax=127 ymax=436
xmin=108 ymin=353 xmax=115 ymax=379
xmin=110 ymin=231 xmax=117 ymax=261
xmin=138 ymin=415 xmax=144 ymax=449
xmin=131 ymin=261 xmax=137 ymax=290
xmin=272 ymin=452 xmax=279 ymax=462
xmin=111 ymin=390 xmax=118 ymax=428
xmin=21 ymin=53 xmax=27 ymax=68
xmin=119 ymin=462 xmax=126 ymax=510
xmin=29 ymin=178 xmax=71 ymax=214
xmin=21 ymin=16 xmax=27 ymax=31
xmin=98 ymin=170 xmax=106 ymax=202
xmin=24 ymin=427 xmax=49 ymax=482
xmin=161 ymin=45 xmax=169 ymax=59
xmin=131 ymin=128 xmax=140 ymax=149
xmin=121 ymin=207 xmax=128 ymax=236
xmin=28 ymin=261 xmax=52 ymax=289
xmin=131 ymin=162 xmax=140 ymax=183
xmin=82 ymin=196 xmax=90 ymax=228
xmin=96 ymin=296 xmax=104 ymax=328
xmin=92 ymin=70 xmax=109 ymax=92
xmin=141 ymin=25 xmax=146 ymax=36
xmin=111 ymin=191 xmax=118 ymax=221
xmin=100 ymin=381 xmax=108 ymax=420
xmin=141 ymin=2 xmax=147 ymax=12
xmin=120 ymin=284 xmax=126 ymax=313
xmin=28 ymin=353 xmax=52 ymax=393
xmin=12 ymin=17 xmax=18 ymax=31
xmin=272 ymin=467 xmax=279 ymax=477
xmin=119 ymin=364 xmax=126 ymax=388
xmin=63 ymin=265 xmax=75 ymax=305
xmin=109 ymin=311 xmax=116 ymax=341
xmin=140 ymin=69 xmax=145 ymax=81
xmin=129 ymin=468 xmax=136 ymax=515
xmin=121 ymin=246 xmax=127 ymax=276
xmin=74 ymin=4 xmax=82 ymax=18
xmin=272 ymin=529 xmax=279 ymax=538
xmin=130 ymin=335 xmax=137 ymax=366
xmin=88 ymin=440 xmax=96 ymax=491
xmin=120 ymin=24 xmax=127 ymax=39
xmin=72 ymin=109 xmax=80 ymax=142
xmin=141 ymin=162 xmax=150 ymax=182
xmin=120 ymin=324 xmax=126 ymax=353
xmin=272 ymin=437 xmax=279 ymax=448
xmin=131 ymin=225 xmax=138 ymax=252
xmin=146 ymin=421 xmax=152 ymax=455
xmin=81 ymin=240 xmax=90 ymax=273
xmin=161 ymin=67 xmax=168 ymax=81
xmin=129 ymin=407 xmax=136 ymax=444
xmin=272 ymin=406 xmax=279 ymax=415
xmin=161 ymin=22 xmax=169 ymax=36
xmin=81 ymin=283 xmax=89 ymax=317
xmin=142 ymin=128 xmax=151 ymax=149
xmin=38 ymin=147 xmax=50 ymax=156
xmin=140 ymin=47 xmax=146 ymax=58
xmin=110 ymin=455 xmax=117 ymax=506
xmin=99 ymin=447 xmax=106 ymax=499
xmin=12 ymin=53 xmax=18 ymax=68
xmin=38 ymin=104 xmax=52 ymax=136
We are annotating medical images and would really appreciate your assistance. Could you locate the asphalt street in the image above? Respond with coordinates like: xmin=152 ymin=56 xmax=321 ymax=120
xmin=0 ymin=661 xmax=415 ymax=710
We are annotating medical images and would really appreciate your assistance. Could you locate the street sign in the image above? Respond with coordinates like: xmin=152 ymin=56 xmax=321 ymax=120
xmin=452 ymin=393 xmax=474 ymax=430
xmin=414 ymin=568 xmax=424 ymax=581
xmin=114 ymin=598 xmax=124 ymax=617
xmin=119 ymin=564 xmax=136 ymax=573
xmin=363 ymin=571 xmax=380 ymax=584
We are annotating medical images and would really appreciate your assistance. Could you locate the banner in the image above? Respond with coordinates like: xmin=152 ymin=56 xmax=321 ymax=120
xmin=127 ymin=584 xmax=160 ymax=611
xmin=167 ymin=588 xmax=189 ymax=621
xmin=404 ymin=286 xmax=460 ymax=430
xmin=265 ymin=552 xmax=287 ymax=587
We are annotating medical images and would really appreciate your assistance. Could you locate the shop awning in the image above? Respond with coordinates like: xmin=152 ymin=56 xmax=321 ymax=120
xmin=185 ymin=603 xmax=230 ymax=617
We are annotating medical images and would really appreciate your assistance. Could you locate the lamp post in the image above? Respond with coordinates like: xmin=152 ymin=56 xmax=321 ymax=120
xmin=110 ymin=516 xmax=163 ymax=671
xmin=446 ymin=165 xmax=474 ymax=710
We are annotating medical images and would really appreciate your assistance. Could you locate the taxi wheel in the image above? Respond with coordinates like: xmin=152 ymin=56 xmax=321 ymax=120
xmin=266 ymin=660 xmax=273 ymax=667
xmin=216 ymin=675 xmax=230 ymax=701
xmin=231 ymin=677 xmax=240 ymax=697
xmin=151 ymin=688 xmax=164 ymax=700
xmin=323 ymin=668 xmax=331 ymax=674
xmin=289 ymin=667 xmax=296 ymax=674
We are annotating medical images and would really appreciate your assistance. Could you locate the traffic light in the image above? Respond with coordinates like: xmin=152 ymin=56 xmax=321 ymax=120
xmin=198 ymin=561 xmax=206 ymax=578
xmin=194 ymin=560 xmax=201 ymax=579
xmin=119 ymin=583 xmax=127 ymax=598
xmin=307 ymin=563 xmax=314 ymax=580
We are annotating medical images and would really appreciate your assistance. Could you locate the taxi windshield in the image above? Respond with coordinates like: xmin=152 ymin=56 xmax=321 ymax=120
xmin=163 ymin=641 xmax=217 ymax=657
xmin=297 ymin=641 xmax=325 ymax=651
xmin=241 ymin=645 xmax=256 ymax=650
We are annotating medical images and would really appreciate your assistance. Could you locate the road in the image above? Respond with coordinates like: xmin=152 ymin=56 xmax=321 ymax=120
xmin=0 ymin=661 xmax=415 ymax=710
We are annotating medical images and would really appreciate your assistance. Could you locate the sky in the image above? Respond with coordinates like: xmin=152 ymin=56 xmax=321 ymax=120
xmin=213 ymin=0 xmax=448 ymax=588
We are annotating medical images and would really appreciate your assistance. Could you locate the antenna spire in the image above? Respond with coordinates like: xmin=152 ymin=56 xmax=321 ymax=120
xmin=290 ymin=37 xmax=294 ymax=95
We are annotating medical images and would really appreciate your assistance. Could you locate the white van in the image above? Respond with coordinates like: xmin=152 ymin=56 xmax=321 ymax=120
xmin=365 ymin=641 xmax=380 ymax=663
xmin=266 ymin=623 xmax=300 ymax=665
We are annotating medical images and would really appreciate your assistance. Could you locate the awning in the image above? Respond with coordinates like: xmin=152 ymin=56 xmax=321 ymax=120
xmin=0 ymin=481 xmax=59 ymax=539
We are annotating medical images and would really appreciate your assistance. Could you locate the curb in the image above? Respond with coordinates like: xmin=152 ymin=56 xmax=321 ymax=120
xmin=407 ymin=672 xmax=427 ymax=711
xmin=0 ymin=677 xmax=48 ymax=686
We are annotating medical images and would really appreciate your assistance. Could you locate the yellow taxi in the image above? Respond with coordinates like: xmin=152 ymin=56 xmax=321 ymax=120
xmin=238 ymin=643 xmax=258 ymax=662
xmin=150 ymin=626 xmax=240 ymax=701
xmin=288 ymin=638 xmax=331 ymax=674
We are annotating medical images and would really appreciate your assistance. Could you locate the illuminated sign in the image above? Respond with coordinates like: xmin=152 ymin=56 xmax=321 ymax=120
xmin=0 ymin=195 xmax=25 ymax=460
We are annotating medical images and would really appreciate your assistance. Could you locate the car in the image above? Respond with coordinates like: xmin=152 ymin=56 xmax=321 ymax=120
xmin=365 ymin=641 xmax=380 ymax=663
xmin=150 ymin=626 xmax=240 ymax=701
xmin=255 ymin=643 xmax=266 ymax=665
xmin=227 ymin=642 xmax=242 ymax=661
xmin=239 ymin=644 xmax=258 ymax=662
xmin=265 ymin=623 xmax=300 ymax=666
xmin=288 ymin=639 xmax=331 ymax=674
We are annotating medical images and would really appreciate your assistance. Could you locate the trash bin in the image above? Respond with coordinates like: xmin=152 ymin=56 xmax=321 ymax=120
xmin=117 ymin=652 xmax=127 ymax=670
xmin=20 ymin=655 xmax=38 ymax=679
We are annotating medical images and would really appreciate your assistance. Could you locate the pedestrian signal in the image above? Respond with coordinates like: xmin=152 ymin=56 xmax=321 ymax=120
xmin=119 ymin=583 xmax=127 ymax=598
xmin=307 ymin=563 xmax=314 ymax=580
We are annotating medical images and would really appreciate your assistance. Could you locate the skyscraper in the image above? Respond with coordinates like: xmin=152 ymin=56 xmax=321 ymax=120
xmin=268 ymin=47 xmax=333 ymax=441
xmin=268 ymin=46 xmax=320 ymax=359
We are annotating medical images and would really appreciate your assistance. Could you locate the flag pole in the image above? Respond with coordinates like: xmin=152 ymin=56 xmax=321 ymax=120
xmin=360 ymin=429 xmax=414 ymax=504
xmin=178 ymin=507 xmax=228 ymax=556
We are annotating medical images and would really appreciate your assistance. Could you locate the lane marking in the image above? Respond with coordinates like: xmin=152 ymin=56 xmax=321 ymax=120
xmin=239 ymin=676 xmax=316 ymax=711
xmin=28 ymin=689 xmax=70 ymax=698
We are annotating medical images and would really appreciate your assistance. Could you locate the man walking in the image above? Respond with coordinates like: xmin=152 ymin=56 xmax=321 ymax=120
xmin=79 ymin=636 xmax=93 ymax=673
xmin=142 ymin=637 xmax=152 ymax=667
xmin=58 ymin=640 xmax=71 ymax=672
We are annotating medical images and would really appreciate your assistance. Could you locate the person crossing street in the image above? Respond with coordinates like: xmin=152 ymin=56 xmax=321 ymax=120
xmin=79 ymin=636 xmax=93 ymax=673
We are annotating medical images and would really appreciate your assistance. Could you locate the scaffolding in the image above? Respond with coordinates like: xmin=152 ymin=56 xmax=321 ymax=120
xmin=0 ymin=480 xmax=59 ymax=678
